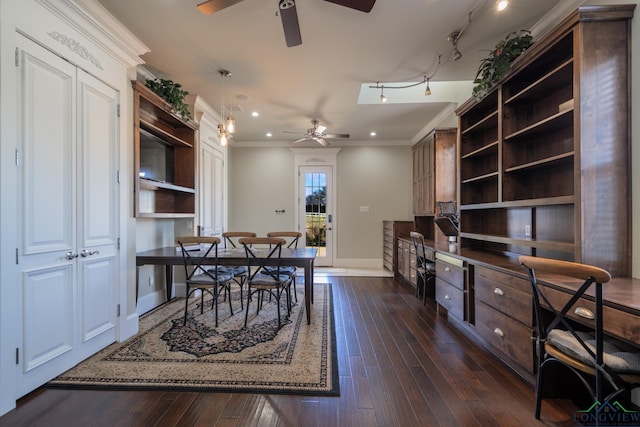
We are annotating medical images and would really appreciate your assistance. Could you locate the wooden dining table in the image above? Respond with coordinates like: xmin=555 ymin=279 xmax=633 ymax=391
xmin=136 ymin=246 xmax=318 ymax=324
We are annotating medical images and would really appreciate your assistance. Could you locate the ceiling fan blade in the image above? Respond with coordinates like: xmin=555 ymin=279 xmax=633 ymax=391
xmin=323 ymin=0 xmax=376 ymax=13
xmin=323 ymin=133 xmax=350 ymax=139
xmin=279 ymin=1 xmax=302 ymax=47
xmin=196 ymin=0 xmax=244 ymax=15
xmin=313 ymin=137 xmax=329 ymax=146
xmin=292 ymin=137 xmax=310 ymax=144
xmin=283 ymin=130 xmax=304 ymax=134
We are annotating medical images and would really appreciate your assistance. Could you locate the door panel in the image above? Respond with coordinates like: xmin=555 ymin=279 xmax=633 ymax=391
xmin=22 ymin=265 xmax=74 ymax=372
xmin=200 ymin=139 xmax=225 ymax=236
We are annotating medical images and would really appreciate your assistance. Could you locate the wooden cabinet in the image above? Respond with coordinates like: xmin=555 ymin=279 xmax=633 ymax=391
xmin=413 ymin=128 xmax=457 ymax=243
xmin=383 ymin=220 xmax=413 ymax=275
xmin=397 ymin=238 xmax=417 ymax=288
xmin=435 ymin=252 xmax=467 ymax=321
xmin=133 ymin=80 xmax=198 ymax=218
xmin=474 ymin=265 xmax=534 ymax=374
xmin=456 ymin=5 xmax=634 ymax=277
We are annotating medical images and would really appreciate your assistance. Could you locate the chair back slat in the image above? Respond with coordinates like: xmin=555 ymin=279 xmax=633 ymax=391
xmin=239 ymin=237 xmax=286 ymax=281
xmin=266 ymin=231 xmax=301 ymax=248
xmin=222 ymin=231 xmax=257 ymax=248
xmin=176 ymin=236 xmax=221 ymax=281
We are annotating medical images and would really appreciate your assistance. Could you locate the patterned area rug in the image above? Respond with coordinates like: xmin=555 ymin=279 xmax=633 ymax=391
xmin=48 ymin=283 xmax=338 ymax=396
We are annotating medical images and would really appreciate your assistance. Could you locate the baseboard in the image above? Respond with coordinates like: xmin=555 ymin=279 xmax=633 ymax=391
xmin=118 ymin=311 xmax=139 ymax=341
xmin=333 ymin=258 xmax=383 ymax=269
xmin=136 ymin=289 xmax=166 ymax=316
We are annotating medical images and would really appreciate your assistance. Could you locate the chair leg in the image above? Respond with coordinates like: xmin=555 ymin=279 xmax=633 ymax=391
xmin=535 ymin=362 xmax=545 ymax=419
xmin=183 ymin=285 xmax=190 ymax=325
xmin=244 ymin=288 xmax=251 ymax=328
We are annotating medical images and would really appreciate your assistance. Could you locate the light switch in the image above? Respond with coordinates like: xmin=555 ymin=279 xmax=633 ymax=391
xmin=359 ymin=206 xmax=370 ymax=212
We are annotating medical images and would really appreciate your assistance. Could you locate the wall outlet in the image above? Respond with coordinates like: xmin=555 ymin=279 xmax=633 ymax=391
xmin=524 ymin=224 xmax=531 ymax=237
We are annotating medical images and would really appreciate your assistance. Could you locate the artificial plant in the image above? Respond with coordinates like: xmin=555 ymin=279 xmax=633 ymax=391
xmin=472 ymin=30 xmax=534 ymax=99
xmin=144 ymin=78 xmax=192 ymax=121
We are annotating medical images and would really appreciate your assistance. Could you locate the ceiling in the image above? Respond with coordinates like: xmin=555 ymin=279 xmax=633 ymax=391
xmin=96 ymin=0 xmax=567 ymax=146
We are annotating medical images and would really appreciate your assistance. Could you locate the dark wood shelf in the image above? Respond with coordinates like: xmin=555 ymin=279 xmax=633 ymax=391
xmin=504 ymin=59 xmax=573 ymax=105
xmin=139 ymin=178 xmax=195 ymax=194
xmin=459 ymin=232 xmax=574 ymax=252
xmin=504 ymin=108 xmax=573 ymax=141
xmin=140 ymin=119 xmax=193 ymax=148
xmin=461 ymin=140 xmax=499 ymax=159
xmin=461 ymin=110 xmax=498 ymax=135
xmin=461 ymin=171 xmax=499 ymax=185
xmin=504 ymin=151 xmax=574 ymax=173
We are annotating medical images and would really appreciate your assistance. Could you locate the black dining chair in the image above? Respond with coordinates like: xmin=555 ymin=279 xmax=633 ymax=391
xmin=176 ymin=236 xmax=234 ymax=327
xmin=266 ymin=231 xmax=302 ymax=302
xmin=239 ymin=237 xmax=293 ymax=329
xmin=519 ymin=255 xmax=640 ymax=419
xmin=410 ymin=231 xmax=436 ymax=304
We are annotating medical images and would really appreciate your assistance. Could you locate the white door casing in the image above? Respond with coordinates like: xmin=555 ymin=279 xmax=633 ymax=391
xmin=299 ymin=165 xmax=334 ymax=266
xmin=200 ymin=139 xmax=225 ymax=237
xmin=16 ymin=35 xmax=118 ymax=397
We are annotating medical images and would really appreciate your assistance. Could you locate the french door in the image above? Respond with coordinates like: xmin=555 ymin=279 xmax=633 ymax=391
xmin=16 ymin=36 xmax=119 ymax=396
xmin=299 ymin=166 xmax=333 ymax=266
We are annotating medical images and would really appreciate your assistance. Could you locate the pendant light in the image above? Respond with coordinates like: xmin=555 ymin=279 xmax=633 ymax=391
xmin=218 ymin=69 xmax=235 ymax=145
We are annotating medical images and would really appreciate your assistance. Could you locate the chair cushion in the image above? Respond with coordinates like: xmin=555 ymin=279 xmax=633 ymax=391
xmin=251 ymin=273 xmax=291 ymax=286
xmin=262 ymin=266 xmax=296 ymax=275
xmin=211 ymin=266 xmax=247 ymax=276
xmin=190 ymin=272 xmax=232 ymax=284
xmin=547 ymin=329 xmax=640 ymax=374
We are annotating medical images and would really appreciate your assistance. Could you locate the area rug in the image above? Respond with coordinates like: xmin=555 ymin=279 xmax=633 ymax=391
xmin=48 ymin=283 xmax=338 ymax=396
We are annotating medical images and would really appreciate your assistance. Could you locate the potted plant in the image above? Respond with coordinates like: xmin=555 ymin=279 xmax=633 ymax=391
xmin=472 ymin=30 xmax=534 ymax=99
xmin=144 ymin=78 xmax=192 ymax=121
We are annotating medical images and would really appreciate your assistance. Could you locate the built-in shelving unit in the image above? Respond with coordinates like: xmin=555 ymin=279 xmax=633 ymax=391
xmin=456 ymin=5 xmax=634 ymax=277
xmin=133 ymin=80 xmax=198 ymax=218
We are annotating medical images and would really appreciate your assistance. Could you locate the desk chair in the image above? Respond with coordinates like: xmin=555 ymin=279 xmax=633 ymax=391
xmin=410 ymin=231 xmax=436 ymax=304
xmin=239 ymin=237 xmax=293 ymax=329
xmin=176 ymin=236 xmax=234 ymax=327
xmin=266 ymin=231 xmax=302 ymax=302
xmin=519 ymin=256 xmax=640 ymax=418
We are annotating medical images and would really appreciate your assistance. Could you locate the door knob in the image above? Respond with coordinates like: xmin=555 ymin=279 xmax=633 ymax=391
xmin=65 ymin=251 xmax=79 ymax=260
xmin=80 ymin=249 xmax=100 ymax=257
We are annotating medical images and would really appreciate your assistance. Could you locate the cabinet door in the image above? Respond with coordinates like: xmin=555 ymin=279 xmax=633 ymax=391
xmin=200 ymin=132 xmax=225 ymax=236
xmin=16 ymin=36 xmax=118 ymax=397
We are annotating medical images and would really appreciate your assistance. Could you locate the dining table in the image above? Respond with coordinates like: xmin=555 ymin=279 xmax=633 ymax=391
xmin=136 ymin=246 xmax=318 ymax=324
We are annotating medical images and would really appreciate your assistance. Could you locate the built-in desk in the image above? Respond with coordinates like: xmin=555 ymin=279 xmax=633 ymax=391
xmin=424 ymin=242 xmax=640 ymax=381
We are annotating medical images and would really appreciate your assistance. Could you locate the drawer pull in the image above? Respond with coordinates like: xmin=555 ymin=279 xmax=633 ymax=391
xmin=574 ymin=307 xmax=594 ymax=320
xmin=493 ymin=287 xmax=504 ymax=296
xmin=444 ymin=294 xmax=451 ymax=300
xmin=493 ymin=328 xmax=504 ymax=337
xmin=445 ymin=266 xmax=451 ymax=272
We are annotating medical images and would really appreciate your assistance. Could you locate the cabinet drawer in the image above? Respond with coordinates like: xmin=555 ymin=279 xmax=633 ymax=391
xmin=540 ymin=285 xmax=640 ymax=344
xmin=476 ymin=302 xmax=534 ymax=374
xmin=435 ymin=258 xmax=464 ymax=291
xmin=475 ymin=265 xmax=533 ymax=326
xmin=436 ymin=278 xmax=464 ymax=320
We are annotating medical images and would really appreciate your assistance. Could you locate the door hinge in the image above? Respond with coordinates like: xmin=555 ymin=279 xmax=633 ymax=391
xmin=15 ymin=148 xmax=20 ymax=166
xmin=117 ymin=104 xmax=120 ymax=117
xmin=16 ymin=348 xmax=19 ymax=364
xmin=15 ymin=48 xmax=19 ymax=67
xmin=15 ymin=248 xmax=19 ymax=265
xmin=117 ymin=237 xmax=120 ymax=250
xmin=117 ymin=170 xmax=120 ymax=183
xmin=117 ymin=304 xmax=121 ymax=317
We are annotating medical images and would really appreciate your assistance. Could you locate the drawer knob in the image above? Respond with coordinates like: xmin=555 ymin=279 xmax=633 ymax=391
xmin=574 ymin=307 xmax=594 ymax=320
xmin=444 ymin=294 xmax=451 ymax=300
xmin=493 ymin=287 xmax=504 ymax=296
xmin=445 ymin=266 xmax=451 ymax=272
xmin=494 ymin=327 xmax=504 ymax=337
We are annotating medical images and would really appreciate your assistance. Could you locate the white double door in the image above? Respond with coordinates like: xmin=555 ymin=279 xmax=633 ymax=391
xmin=16 ymin=36 xmax=119 ymax=397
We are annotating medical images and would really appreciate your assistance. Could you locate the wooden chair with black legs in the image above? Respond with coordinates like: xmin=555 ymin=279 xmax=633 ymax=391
xmin=239 ymin=237 xmax=293 ymax=329
xmin=176 ymin=236 xmax=234 ymax=327
xmin=519 ymin=256 xmax=640 ymax=419
xmin=266 ymin=231 xmax=302 ymax=302
xmin=410 ymin=231 xmax=436 ymax=304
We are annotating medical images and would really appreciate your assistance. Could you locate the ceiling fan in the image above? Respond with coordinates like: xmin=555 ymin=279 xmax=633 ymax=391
xmin=285 ymin=119 xmax=350 ymax=146
xmin=196 ymin=0 xmax=376 ymax=47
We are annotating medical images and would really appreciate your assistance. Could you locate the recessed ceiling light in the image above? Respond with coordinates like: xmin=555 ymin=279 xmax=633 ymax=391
xmin=251 ymin=111 xmax=259 ymax=117
xmin=370 ymin=131 xmax=377 ymax=137
xmin=266 ymin=132 xmax=272 ymax=137
xmin=497 ymin=0 xmax=508 ymax=11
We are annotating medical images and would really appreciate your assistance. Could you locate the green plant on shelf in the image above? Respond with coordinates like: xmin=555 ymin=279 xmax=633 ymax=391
xmin=472 ymin=30 xmax=534 ymax=100
xmin=144 ymin=78 xmax=192 ymax=121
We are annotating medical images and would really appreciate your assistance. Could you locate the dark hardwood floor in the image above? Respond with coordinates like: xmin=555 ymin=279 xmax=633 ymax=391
xmin=0 ymin=275 xmax=578 ymax=426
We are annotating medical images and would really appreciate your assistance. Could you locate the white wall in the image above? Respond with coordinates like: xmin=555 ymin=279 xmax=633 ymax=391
xmin=228 ymin=145 xmax=413 ymax=265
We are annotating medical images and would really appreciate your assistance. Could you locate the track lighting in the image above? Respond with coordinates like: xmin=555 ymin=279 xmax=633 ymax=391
xmin=448 ymin=31 xmax=462 ymax=61
xmin=380 ymin=86 xmax=387 ymax=103
xmin=424 ymin=78 xmax=431 ymax=96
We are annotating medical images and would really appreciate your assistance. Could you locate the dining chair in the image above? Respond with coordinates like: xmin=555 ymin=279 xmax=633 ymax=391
xmin=410 ymin=231 xmax=436 ymax=304
xmin=266 ymin=231 xmax=302 ymax=302
xmin=239 ymin=237 xmax=293 ymax=329
xmin=176 ymin=236 xmax=234 ymax=327
xmin=519 ymin=255 xmax=640 ymax=419
xmin=218 ymin=231 xmax=258 ymax=308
